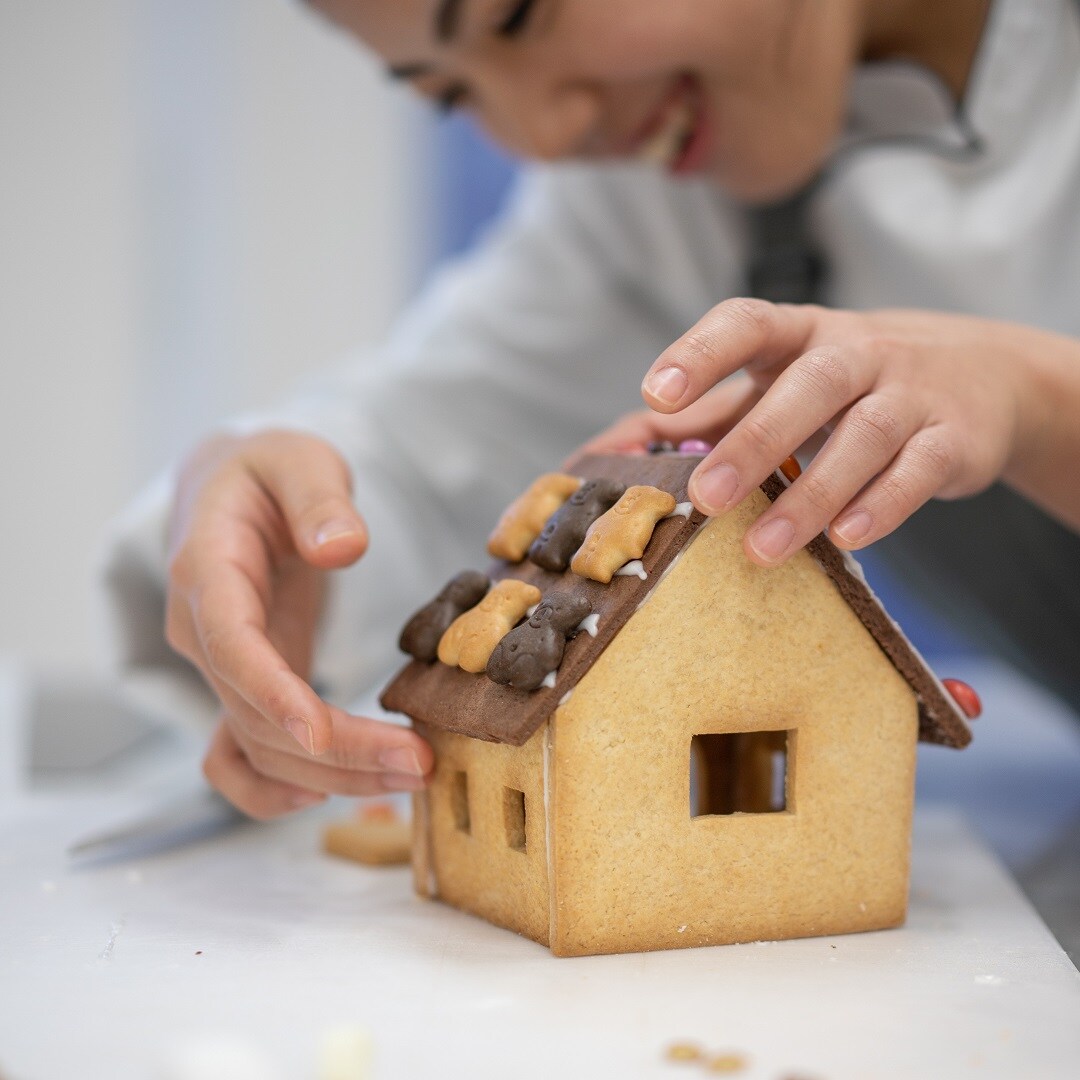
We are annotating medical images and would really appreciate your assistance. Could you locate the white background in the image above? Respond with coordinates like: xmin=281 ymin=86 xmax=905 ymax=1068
xmin=0 ymin=0 xmax=430 ymax=681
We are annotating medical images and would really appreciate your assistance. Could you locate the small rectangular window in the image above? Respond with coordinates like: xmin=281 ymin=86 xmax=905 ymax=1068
xmin=503 ymin=787 xmax=527 ymax=852
xmin=451 ymin=770 xmax=471 ymax=834
xmin=690 ymin=730 xmax=790 ymax=817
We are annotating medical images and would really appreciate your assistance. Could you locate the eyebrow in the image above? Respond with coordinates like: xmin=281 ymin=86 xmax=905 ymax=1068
xmin=387 ymin=0 xmax=467 ymax=80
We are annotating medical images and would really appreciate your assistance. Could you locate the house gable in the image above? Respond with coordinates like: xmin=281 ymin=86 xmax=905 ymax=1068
xmin=547 ymin=491 xmax=918 ymax=956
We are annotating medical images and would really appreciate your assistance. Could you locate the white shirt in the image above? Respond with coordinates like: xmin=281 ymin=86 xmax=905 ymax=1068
xmin=101 ymin=0 xmax=1080 ymax=730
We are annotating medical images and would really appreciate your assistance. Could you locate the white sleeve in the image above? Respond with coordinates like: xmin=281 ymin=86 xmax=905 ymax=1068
xmin=98 ymin=164 xmax=745 ymax=730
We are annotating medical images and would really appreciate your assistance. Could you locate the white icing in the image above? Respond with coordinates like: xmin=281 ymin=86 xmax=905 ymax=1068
xmin=525 ymin=603 xmax=539 ymax=618
xmin=541 ymin=670 xmax=557 ymax=689
xmin=665 ymin=501 xmax=693 ymax=519
xmin=558 ymin=690 xmax=573 ymax=707
xmin=576 ymin=612 xmax=600 ymax=637
xmin=634 ymin=547 xmax=688 ymax=611
xmin=616 ymin=559 xmax=647 ymax=580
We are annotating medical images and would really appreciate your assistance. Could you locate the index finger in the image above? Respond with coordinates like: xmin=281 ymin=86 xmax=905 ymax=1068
xmin=641 ymin=298 xmax=818 ymax=413
xmin=191 ymin=565 xmax=334 ymax=756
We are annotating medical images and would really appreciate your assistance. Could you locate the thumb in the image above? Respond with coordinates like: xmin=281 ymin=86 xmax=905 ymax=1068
xmin=247 ymin=432 xmax=369 ymax=569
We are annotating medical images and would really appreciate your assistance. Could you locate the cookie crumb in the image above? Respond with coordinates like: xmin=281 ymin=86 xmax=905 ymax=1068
xmin=704 ymin=1053 xmax=746 ymax=1073
xmin=665 ymin=1042 xmax=702 ymax=1063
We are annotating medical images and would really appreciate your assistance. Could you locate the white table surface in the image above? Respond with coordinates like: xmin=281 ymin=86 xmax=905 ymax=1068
xmin=3 ymin=658 xmax=1080 ymax=1080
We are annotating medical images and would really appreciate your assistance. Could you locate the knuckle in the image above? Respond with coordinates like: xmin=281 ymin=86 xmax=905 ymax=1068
xmin=910 ymin=430 xmax=957 ymax=482
xmin=199 ymin=625 xmax=236 ymax=679
xmin=794 ymin=469 xmax=839 ymax=515
xmin=795 ymin=349 xmax=851 ymax=404
xmin=323 ymin=745 xmax=372 ymax=773
xmin=723 ymin=296 xmax=776 ymax=338
xmin=737 ymin=412 xmax=785 ymax=459
xmin=301 ymin=494 xmax=351 ymax=528
xmin=229 ymin=710 xmax=269 ymax=753
xmin=874 ymin=472 xmax=918 ymax=517
xmin=847 ymin=401 xmax=902 ymax=455
xmin=858 ymin=331 xmax=904 ymax=366
xmin=681 ymin=327 xmax=723 ymax=370
xmin=203 ymin=749 xmax=287 ymax=821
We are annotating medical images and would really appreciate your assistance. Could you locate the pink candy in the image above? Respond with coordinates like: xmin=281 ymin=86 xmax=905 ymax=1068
xmin=677 ymin=439 xmax=713 ymax=455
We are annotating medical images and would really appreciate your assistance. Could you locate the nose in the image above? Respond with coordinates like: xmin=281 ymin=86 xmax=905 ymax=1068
xmin=478 ymin=72 xmax=601 ymax=162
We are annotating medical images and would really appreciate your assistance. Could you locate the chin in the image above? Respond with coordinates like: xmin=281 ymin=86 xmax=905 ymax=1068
xmin=710 ymin=153 xmax=827 ymax=204
xmin=706 ymin=117 xmax=839 ymax=204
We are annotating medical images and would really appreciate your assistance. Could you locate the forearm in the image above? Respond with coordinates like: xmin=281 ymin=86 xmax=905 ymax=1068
xmin=1003 ymin=326 xmax=1080 ymax=534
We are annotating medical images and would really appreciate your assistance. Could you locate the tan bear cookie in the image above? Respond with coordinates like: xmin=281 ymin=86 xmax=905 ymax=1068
xmin=437 ymin=578 xmax=542 ymax=673
xmin=487 ymin=473 xmax=582 ymax=562
xmin=571 ymin=485 xmax=677 ymax=583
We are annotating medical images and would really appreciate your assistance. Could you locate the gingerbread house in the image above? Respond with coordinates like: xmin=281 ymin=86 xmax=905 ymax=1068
xmin=380 ymin=451 xmax=975 ymax=957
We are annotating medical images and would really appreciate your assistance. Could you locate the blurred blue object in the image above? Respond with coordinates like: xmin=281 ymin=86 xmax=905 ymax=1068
xmin=858 ymin=549 xmax=979 ymax=659
xmin=433 ymin=114 xmax=519 ymax=262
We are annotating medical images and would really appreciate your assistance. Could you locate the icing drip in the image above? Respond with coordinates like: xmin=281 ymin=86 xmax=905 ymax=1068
xmin=615 ymin=559 xmax=647 ymax=580
xmin=666 ymin=502 xmax=693 ymax=519
xmin=576 ymin=612 xmax=600 ymax=637
xmin=541 ymin=671 xmax=557 ymax=689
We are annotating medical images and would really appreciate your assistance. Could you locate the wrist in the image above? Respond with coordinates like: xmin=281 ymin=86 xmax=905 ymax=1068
xmin=1002 ymin=327 xmax=1080 ymax=531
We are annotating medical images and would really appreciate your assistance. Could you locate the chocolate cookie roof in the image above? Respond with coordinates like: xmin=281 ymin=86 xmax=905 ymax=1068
xmin=380 ymin=453 xmax=972 ymax=749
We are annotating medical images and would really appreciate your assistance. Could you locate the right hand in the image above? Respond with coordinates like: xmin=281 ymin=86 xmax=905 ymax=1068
xmin=165 ymin=430 xmax=433 ymax=819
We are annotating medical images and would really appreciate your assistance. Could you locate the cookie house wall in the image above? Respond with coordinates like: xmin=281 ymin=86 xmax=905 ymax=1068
xmin=546 ymin=493 xmax=919 ymax=957
xmin=414 ymin=723 xmax=550 ymax=947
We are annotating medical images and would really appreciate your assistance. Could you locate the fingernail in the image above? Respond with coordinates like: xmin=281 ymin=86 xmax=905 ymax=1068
xmin=832 ymin=510 xmax=873 ymax=546
xmin=692 ymin=463 xmax=739 ymax=513
xmin=378 ymin=747 xmax=424 ymax=777
xmin=643 ymin=367 xmax=688 ymax=406
xmin=289 ymin=791 xmax=325 ymax=809
xmin=314 ymin=519 xmax=360 ymax=547
xmin=284 ymin=717 xmax=316 ymax=755
xmin=749 ymin=518 xmax=795 ymax=563
xmin=384 ymin=773 xmax=428 ymax=792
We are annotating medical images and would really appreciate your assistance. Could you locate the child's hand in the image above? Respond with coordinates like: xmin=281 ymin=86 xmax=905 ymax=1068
xmin=166 ymin=430 xmax=432 ymax=819
xmin=631 ymin=299 xmax=1080 ymax=565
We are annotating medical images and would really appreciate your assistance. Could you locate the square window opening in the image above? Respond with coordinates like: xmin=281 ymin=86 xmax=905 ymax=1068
xmin=451 ymin=770 xmax=471 ymax=834
xmin=503 ymin=787 xmax=527 ymax=852
xmin=690 ymin=730 xmax=790 ymax=817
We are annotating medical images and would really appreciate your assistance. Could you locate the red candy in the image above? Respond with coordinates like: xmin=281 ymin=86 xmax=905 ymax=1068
xmin=943 ymin=678 xmax=982 ymax=719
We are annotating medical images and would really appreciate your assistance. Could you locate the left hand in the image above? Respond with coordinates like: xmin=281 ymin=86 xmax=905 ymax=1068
xmin=586 ymin=299 xmax=1078 ymax=565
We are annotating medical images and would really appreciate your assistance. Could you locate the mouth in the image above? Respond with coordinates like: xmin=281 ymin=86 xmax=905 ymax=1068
xmin=632 ymin=75 xmax=710 ymax=175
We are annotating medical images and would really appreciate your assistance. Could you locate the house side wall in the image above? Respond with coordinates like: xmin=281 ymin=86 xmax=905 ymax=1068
xmin=549 ymin=491 xmax=918 ymax=957
xmin=421 ymin=724 xmax=550 ymax=948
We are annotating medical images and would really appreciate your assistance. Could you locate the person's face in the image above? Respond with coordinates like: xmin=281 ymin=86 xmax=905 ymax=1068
xmin=311 ymin=0 xmax=865 ymax=202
